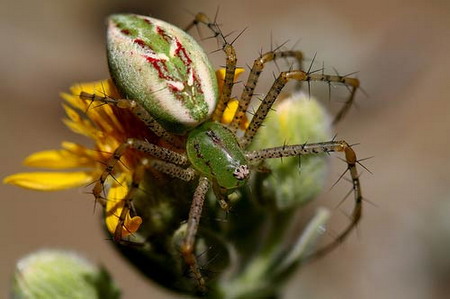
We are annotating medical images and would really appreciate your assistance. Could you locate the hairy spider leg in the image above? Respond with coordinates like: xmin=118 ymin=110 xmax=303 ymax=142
xmin=212 ymin=182 xmax=232 ymax=212
xmin=229 ymin=50 xmax=304 ymax=133
xmin=212 ymin=44 xmax=237 ymax=122
xmin=110 ymin=158 xmax=149 ymax=242
xmin=81 ymin=90 xmax=210 ymax=289
xmin=180 ymin=176 xmax=210 ymax=292
xmin=110 ymin=156 xmax=204 ymax=287
xmin=110 ymin=158 xmax=197 ymax=244
xmin=240 ymin=71 xmax=359 ymax=148
xmin=149 ymin=160 xmax=210 ymax=290
xmin=151 ymin=154 xmax=233 ymax=289
xmin=184 ymin=12 xmax=228 ymax=46
xmin=79 ymin=91 xmax=180 ymax=146
xmin=184 ymin=13 xmax=238 ymax=122
xmin=116 ymin=153 xmax=205 ymax=288
xmin=331 ymin=82 xmax=358 ymax=125
xmin=139 ymin=158 xmax=211 ymax=290
xmin=149 ymin=160 xmax=196 ymax=181
xmin=245 ymin=140 xmax=362 ymax=261
xmin=90 ymin=137 xmax=189 ymax=227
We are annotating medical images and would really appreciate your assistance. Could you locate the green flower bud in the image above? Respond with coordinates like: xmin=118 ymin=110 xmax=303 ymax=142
xmin=249 ymin=92 xmax=332 ymax=209
xmin=12 ymin=250 xmax=120 ymax=299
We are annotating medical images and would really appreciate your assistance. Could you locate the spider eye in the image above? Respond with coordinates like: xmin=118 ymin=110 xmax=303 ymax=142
xmin=233 ymin=165 xmax=250 ymax=180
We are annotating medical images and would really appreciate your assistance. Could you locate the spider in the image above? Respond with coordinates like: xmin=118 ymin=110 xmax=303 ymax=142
xmin=81 ymin=12 xmax=363 ymax=291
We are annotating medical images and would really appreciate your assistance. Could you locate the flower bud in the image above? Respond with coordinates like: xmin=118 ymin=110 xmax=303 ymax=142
xmin=249 ymin=92 xmax=332 ymax=209
xmin=12 ymin=250 xmax=120 ymax=299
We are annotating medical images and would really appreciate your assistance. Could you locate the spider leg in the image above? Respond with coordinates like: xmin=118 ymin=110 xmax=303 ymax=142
xmin=79 ymin=92 xmax=180 ymax=146
xmin=246 ymin=140 xmax=362 ymax=260
xmin=110 ymin=158 xmax=150 ymax=242
xmin=211 ymin=43 xmax=237 ymax=122
xmin=184 ymin=12 xmax=227 ymax=48
xmin=144 ymin=160 xmax=211 ymax=290
xmin=212 ymin=182 xmax=231 ymax=212
xmin=94 ymin=137 xmax=196 ymax=244
xmin=240 ymin=71 xmax=359 ymax=148
xmin=184 ymin=12 xmax=238 ymax=122
xmin=91 ymin=138 xmax=189 ymax=215
xmin=180 ymin=176 xmax=210 ymax=292
xmin=229 ymin=50 xmax=304 ymax=133
xmin=149 ymin=160 xmax=196 ymax=182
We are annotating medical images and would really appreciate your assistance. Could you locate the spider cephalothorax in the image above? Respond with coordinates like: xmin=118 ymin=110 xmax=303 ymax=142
xmin=186 ymin=122 xmax=250 ymax=189
xmin=81 ymin=13 xmax=363 ymax=292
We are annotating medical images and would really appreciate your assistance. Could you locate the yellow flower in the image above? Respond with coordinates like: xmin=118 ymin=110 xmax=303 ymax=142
xmin=4 ymin=79 xmax=145 ymax=237
xmin=4 ymin=69 xmax=246 ymax=238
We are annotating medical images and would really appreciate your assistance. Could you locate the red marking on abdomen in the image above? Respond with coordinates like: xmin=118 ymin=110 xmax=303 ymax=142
xmin=156 ymin=26 xmax=171 ymax=42
xmin=168 ymin=83 xmax=183 ymax=93
xmin=142 ymin=18 xmax=152 ymax=25
xmin=143 ymin=55 xmax=173 ymax=82
xmin=193 ymin=73 xmax=203 ymax=93
xmin=175 ymin=40 xmax=192 ymax=66
xmin=134 ymin=38 xmax=146 ymax=47
xmin=134 ymin=30 xmax=204 ymax=100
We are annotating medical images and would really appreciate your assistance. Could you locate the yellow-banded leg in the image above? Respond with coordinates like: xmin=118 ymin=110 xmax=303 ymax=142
xmin=180 ymin=176 xmax=210 ymax=292
xmin=245 ymin=140 xmax=363 ymax=260
xmin=79 ymin=91 xmax=180 ymax=146
xmin=91 ymin=138 xmax=188 ymax=226
xmin=229 ymin=50 xmax=304 ymax=133
xmin=184 ymin=12 xmax=238 ymax=122
xmin=240 ymin=71 xmax=359 ymax=148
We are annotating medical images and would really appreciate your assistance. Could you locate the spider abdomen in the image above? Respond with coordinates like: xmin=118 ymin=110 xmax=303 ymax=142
xmin=107 ymin=14 xmax=218 ymax=134
xmin=186 ymin=122 xmax=249 ymax=189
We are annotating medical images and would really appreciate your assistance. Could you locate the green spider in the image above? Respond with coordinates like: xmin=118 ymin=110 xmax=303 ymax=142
xmin=81 ymin=12 xmax=363 ymax=291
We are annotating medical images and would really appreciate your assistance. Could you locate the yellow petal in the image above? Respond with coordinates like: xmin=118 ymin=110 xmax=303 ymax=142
xmin=61 ymin=141 xmax=85 ymax=152
xmin=61 ymin=92 xmax=85 ymax=111
xmin=221 ymin=99 xmax=239 ymax=125
xmin=23 ymin=148 xmax=96 ymax=169
xmin=61 ymin=141 xmax=101 ymax=160
xmin=88 ymin=105 xmax=119 ymax=135
xmin=69 ymin=79 xmax=120 ymax=101
xmin=62 ymin=80 xmax=128 ymax=145
xmin=62 ymin=103 xmax=81 ymax=122
xmin=220 ymin=98 xmax=250 ymax=130
xmin=62 ymin=118 xmax=99 ymax=139
xmin=216 ymin=69 xmax=226 ymax=88
xmin=105 ymin=174 xmax=142 ymax=237
xmin=63 ymin=80 xmax=121 ymax=127
xmin=3 ymin=171 xmax=93 ymax=191
xmin=235 ymin=67 xmax=246 ymax=78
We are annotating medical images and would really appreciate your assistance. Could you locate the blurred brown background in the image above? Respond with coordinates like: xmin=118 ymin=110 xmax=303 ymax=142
xmin=2 ymin=0 xmax=450 ymax=298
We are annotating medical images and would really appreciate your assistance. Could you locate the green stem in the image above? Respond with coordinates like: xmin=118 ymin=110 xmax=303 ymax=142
xmin=215 ymin=208 xmax=330 ymax=299
xmin=215 ymin=210 xmax=293 ymax=299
